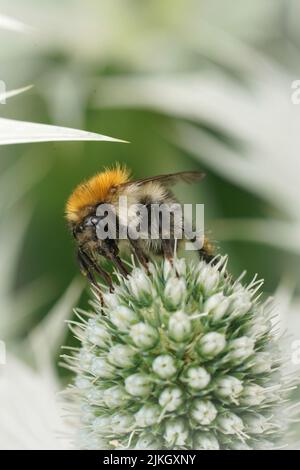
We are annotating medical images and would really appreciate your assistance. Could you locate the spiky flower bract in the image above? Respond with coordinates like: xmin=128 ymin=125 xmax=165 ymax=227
xmin=65 ymin=256 xmax=298 ymax=450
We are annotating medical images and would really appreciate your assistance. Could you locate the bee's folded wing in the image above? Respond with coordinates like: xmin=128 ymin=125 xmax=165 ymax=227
xmin=121 ymin=171 xmax=206 ymax=188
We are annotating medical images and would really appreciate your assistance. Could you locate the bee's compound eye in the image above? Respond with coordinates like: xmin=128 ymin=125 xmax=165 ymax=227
xmin=73 ymin=224 xmax=83 ymax=237
xmin=84 ymin=216 xmax=99 ymax=227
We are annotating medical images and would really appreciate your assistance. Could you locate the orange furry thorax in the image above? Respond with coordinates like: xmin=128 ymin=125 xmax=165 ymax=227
xmin=65 ymin=167 xmax=130 ymax=223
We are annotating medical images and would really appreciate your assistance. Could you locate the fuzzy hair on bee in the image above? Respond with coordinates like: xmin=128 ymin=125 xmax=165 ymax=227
xmin=65 ymin=164 xmax=214 ymax=289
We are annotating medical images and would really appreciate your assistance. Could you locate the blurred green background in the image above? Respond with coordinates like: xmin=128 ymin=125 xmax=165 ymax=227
xmin=1 ymin=0 xmax=300 ymax=381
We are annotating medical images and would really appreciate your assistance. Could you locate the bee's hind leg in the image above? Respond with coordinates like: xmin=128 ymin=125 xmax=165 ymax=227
xmin=186 ymin=235 xmax=215 ymax=263
xmin=188 ymin=235 xmax=227 ymax=274
xmin=198 ymin=247 xmax=216 ymax=264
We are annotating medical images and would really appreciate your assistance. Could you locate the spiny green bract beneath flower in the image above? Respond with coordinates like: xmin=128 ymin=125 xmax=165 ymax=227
xmin=66 ymin=256 xmax=296 ymax=450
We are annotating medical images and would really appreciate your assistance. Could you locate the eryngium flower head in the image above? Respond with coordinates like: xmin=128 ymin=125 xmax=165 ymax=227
xmin=65 ymin=256 xmax=298 ymax=450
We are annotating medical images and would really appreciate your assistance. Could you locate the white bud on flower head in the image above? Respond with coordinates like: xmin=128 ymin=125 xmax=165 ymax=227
xmin=75 ymin=376 xmax=90 ymax=389
xmin=164 ymin=258 xmax=186 ymax=280
xmin=194 ymin=432 xmax=220 ymax=450
xmin=250 ymin=352 xmax=272 ymax=374
xmin=130 ymin=322 xmax=158 ymax=349
xmin=125 ymin=373 xmax=153 ymax=397
xmin=152 ymin=354 xmax=177 ymax=379
xmin=240 ymin=384 xmax=265 ymax=406
xmin=164 ymin=277 xmax=186 ymax=307
xmin=197 ymin=265 xmax=220 ymax=294
xmin=103 ymin=292 xmax=119 ymax=309
xmin=244 ymin=414 xmax=269 ymax=434
xmin=204 ymin=293 xmax=230 ymax=322
xmin=134 ymin=404 xmax=161 ymax=427
xmin=163 ymin=259 xmax=173 ymax=280
xmin=86 ymin=387 xmax=103 ymax=403
xmin=103 ymin=386 xmax=129 ymax=408
xmin=198 ymin=332 xmax=226 ymax=358
xmin=183 ymin=366 xmax=211 ymax=390
xmin=107 ymin=344 xmax=136 ymax=368
xmin=86 ymin=319 xmax=110 ymax=347
xmin=214 ymin=375 xmax=243 ymax=402
xmin=128 ymin=268 xmax=152 ymax=299
xmin=90 ymin=357 xmax=115 ymax=378
xmin=255 ymin=439 xmax=274 ymax=450
xmin=86 ymin=318 xmax=110 ymax=348
xmin=159 ymin=387 xmax=183 ymax=412
xmin=80 ymin=404 xmax=94 ymax=424
xmin=247 ymin=316 xmax=271 ymax=339
xmin=78 ymin=350 xmax=94 ymax=370
xmin=92 ymin=416 xmax=111 ymax=433
xmin=173 ymin=258 xmax=186 ymax=276
xmin=217 ymin=412 xmax=244 ymax=435
xmin=229 ymin=292 xmax=252 ymax=318
xmin=110 ymin=306 xmax=138 ymax=332
xmin=164 ymin=418 xmax=189 ymax=446
xmin=135 ymin=435 xmax=160 ymax=450
xmin=168 ymin=311 xmax=192 ymax=342
xmin=226 ymin=336 xmax=255 ymax=363
xmin=111 ymin=414 xmax=135 ymax=434
xmin=191 ymin=399 xmax=218 ymax=425
xmin=230 ymin=441 xmax=252 ymax=450
xmin=204 ymin=292 xmax=223 ymax=312
xmin=78 ymin=430 xmax=105 ymax=450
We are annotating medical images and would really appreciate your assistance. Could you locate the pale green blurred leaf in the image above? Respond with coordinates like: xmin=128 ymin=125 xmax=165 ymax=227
xmin=27 ymin=278 xmax=84 ymax=378
xmin=0 ymin=210 xmax=55 ymax=339
xmin=212 ymin=218 xmax=300 ymax=256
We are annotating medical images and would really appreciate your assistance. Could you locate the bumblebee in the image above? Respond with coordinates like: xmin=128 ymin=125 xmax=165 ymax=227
xmin=65 ymin=165 xmax=214 ymax=289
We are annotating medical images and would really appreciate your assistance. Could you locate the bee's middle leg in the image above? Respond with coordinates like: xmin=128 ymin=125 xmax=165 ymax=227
xmin=128 ymin=237 xmax=150 ymax=272
xmin=161 ymin=238 xmax=176 ymax=261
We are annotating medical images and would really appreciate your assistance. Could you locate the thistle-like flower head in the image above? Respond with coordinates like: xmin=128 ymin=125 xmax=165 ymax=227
xmin=66 ymin=256 xmax=298 ymax=450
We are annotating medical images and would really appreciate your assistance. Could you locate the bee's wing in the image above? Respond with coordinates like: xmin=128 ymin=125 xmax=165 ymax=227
xmin=120 ymin=171 xmax=206 ymax=188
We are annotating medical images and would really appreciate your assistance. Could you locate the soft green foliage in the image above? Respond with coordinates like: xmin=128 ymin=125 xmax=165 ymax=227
xmin=66 ymin=257 xmax=297 ymax=450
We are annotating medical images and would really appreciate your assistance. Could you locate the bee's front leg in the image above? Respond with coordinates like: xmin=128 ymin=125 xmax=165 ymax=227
xmin=77 ymin=249 xmax=113 ymax=291
xmin=100 ymin=240 xmax=130 ymax=278
xmin=77 ymin=249 xmax=100 ymax=290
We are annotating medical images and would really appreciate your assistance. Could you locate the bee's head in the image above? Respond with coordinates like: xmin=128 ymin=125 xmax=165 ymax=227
xmin=65 ymin=166 xmax=130 ymax=223
xmin=69 ymin=210 xmax=95 ymax=237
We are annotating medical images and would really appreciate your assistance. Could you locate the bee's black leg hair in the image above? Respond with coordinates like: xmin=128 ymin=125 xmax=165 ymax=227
xmin=187 ymin=235 xmax=228 ymax=276
xmin=78 ymin=249 xmax=113 ymax=291
xmin=101 ymin=240 xmax=130 ymax=278
xmin=128 ymin=238 xmax=150 ymax=272
xmin=198 ymin=246 xmax=216 ymax=264
xmin=185 ymin=235 xmax=215 ymax=263
xmin=77 ymin=250 xmax=103 ymax=302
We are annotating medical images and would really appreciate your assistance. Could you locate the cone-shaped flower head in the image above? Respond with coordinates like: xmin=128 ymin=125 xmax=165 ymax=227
xmin=66 ymin=256 xmax=298 ymax=450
